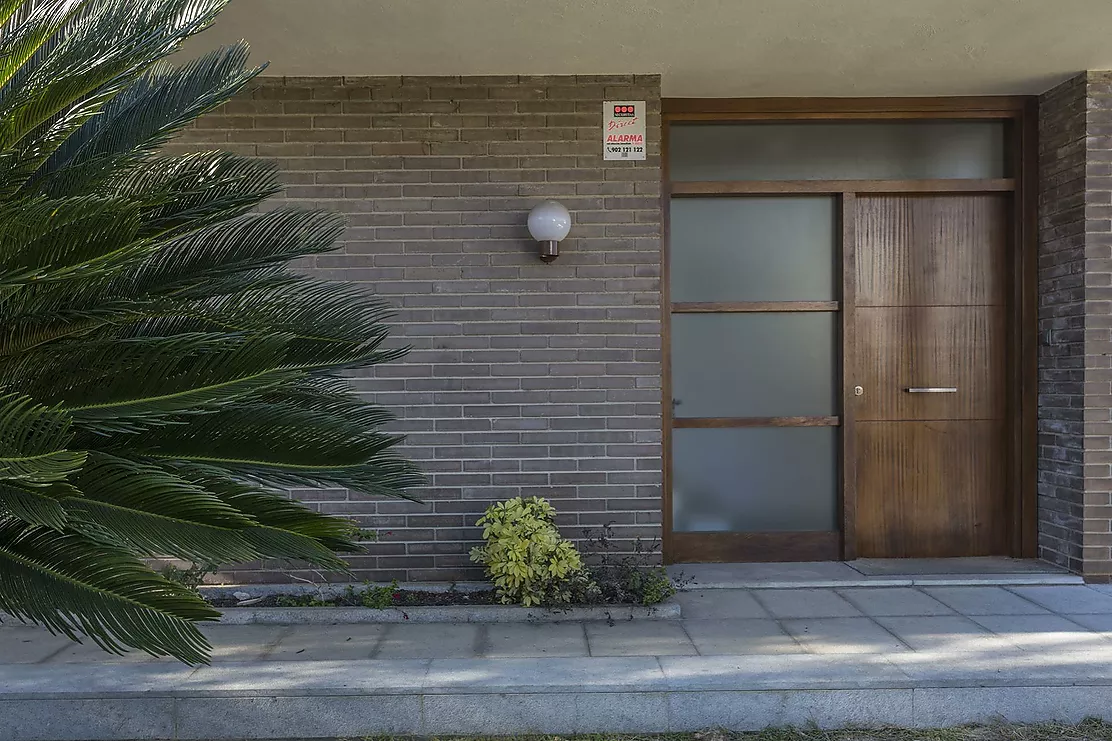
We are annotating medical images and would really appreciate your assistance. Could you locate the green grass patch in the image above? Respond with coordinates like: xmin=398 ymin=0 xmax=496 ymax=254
xmin=362 ymin=720 xmax=1112 ymax=741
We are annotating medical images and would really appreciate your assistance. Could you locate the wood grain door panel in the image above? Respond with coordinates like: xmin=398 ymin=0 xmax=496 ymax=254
xmin=856 ymin=306 xmax=1006 ymax=421
xmin=857 ymin=421 xmax=1007 ymax=557
xmin=854 ymin=193 xmax=1010 ymax=558
xmin=856 ymin=195 xmax=1008 ymax=307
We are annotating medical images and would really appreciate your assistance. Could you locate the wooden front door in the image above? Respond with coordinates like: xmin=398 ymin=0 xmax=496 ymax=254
xmin=662 ymin=98 xmax=1038 ymax=565
xmin=854 ymin=194 xmax=1010 ymax=557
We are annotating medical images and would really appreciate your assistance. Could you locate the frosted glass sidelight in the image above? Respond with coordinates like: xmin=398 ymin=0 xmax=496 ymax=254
xmin=669 ymin=122 xmax=1006 ymax=181
xmin=672 ymin=427 xmax=838 ymax=532
xmin=671 ymin=313 xmax=837 ymax=418
xmin=670 ymin=197 xmax=836 ymax=302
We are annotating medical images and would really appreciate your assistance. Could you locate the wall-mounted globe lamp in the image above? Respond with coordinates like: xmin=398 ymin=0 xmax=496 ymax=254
xmin=527 ymin=200 xmax=571 ymax=263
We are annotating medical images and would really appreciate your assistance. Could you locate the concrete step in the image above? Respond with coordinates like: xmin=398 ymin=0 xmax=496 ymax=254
xmin=671 ymin=560 xmax=1084 ymax=590
xmin=4 ymin=652 xmax=1112 ymax=740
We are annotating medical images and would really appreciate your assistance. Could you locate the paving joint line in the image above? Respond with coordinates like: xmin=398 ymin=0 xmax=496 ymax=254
xmin=256 ymin=625 xmax=295 ymax=659
xmin=675 ymin=619 xmax=701 ymax=656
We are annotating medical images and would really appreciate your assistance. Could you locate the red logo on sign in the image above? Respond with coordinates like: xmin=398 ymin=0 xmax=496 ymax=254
xmin=612 ymin=105 xmax=636 ymax=117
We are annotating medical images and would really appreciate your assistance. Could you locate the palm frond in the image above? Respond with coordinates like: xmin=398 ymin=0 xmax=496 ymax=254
xmin=117 ymin=208 xmax=346 ymax=300
xmin=120 ymin=399 xmax=424 ymax=498
xmin=0 ymin=0 xmax=33 ymax=29
xmin=67 ymin=497 xmax=255 ymax=562
xmin=0 ymin=481 xmax=72 ymax=529
xmin=63 ymin=453 xmax=264 ymax=563
xmin=0 ymin=393 xmax=85 ymax=485
xmin=0 ymin=519 xmax=216 ymax=664
xmin=127 ymin=277 xmax=405 ymax=370
xmin=5 ymin=333 xmax=300 ymax=433
xmin=0 ymin=0 xmax=228 ymax=153
xmin=0 ymin=0 xmax=421 ymax=665
xmin=174 ymin=466 xmax=360 ymax=555
xmin=0 ymin=84 xmax=115 ymax=198
xmin=0 ymin=0 xmax=85 ymax=92
xmin=33 ymin=42 xmax=264 ymax=195
xmin=0 ymin=314 xmax=105 ymax=358
xmin=105 ymin=151 xmax=281 ymax=238
xmin=163 ymin=464 xmax=358 ymax=568
xmin=0 ymin=196 xmax=147 ymax=288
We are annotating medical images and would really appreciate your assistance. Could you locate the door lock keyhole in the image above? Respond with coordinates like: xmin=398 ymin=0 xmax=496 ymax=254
xmin=854 ymin=385 xmax=864 ymax=396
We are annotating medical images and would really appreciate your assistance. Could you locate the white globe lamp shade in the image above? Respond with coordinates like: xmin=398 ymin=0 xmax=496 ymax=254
xmin=527 ymin=200 xmax=571 ymax=262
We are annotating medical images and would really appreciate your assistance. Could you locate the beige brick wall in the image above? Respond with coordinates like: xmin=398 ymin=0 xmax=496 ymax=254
xmin=166 ymin=75 xmax=664 ymax=583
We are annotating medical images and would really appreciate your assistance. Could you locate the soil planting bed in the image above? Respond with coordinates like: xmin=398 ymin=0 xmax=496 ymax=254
xmin=206 ymin=588 xmax=501 ymax=609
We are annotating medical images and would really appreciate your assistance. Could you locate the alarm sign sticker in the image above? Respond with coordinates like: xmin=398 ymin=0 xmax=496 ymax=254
xmin=603 ymin=100 xmax=646 ymax=161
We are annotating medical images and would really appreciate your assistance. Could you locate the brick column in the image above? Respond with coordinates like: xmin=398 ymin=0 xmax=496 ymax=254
xmin=1038 ymin=71 xmax=1112 ymax=580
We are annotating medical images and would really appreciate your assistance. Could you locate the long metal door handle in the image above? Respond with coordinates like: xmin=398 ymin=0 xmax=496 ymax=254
xmin=906 ymin=387 xmax=958 ymax=393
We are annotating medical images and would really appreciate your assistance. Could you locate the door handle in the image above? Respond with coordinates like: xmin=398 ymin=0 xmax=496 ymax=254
xmin=906 ymin=387 xmax=958 ymax=393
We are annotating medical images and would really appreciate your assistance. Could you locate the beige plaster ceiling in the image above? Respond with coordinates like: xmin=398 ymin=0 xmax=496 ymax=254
xmin=183 ymin=0 xmax=1112 ymax=97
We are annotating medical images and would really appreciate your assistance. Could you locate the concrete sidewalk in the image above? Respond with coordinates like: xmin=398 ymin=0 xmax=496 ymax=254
xmin=5 ymin=584 xmax=1112 ymax=739
xmin=6 ymin=584 xmax=1112 ymax=663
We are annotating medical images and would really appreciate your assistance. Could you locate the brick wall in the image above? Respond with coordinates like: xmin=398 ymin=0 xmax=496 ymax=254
xmin=1038 ymin=71 xmax=1112 ymax=580
xmin=166 ymin=75 xmax=664 ymax=583
xmin=1038 ymin=74 xmax=1088 ymax=573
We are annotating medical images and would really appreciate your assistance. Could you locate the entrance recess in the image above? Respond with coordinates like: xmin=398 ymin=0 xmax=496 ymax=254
xmin=662 ymin=99 xmax=1037 ymax=564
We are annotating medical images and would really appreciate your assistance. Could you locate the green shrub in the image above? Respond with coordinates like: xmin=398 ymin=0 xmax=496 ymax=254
xmin=580 ymin=524 xmax=683 ymax=606
xmin=360 ymin=580 xmax=400 ymax=609
xmin=275 ymin=593 xmax=329 ymax=608
xmin=158 ymin=562 xmax=218 ymax=594
xmin=605 ymin=563 xmax=676 ymax=606
xmin=470 ymin=497 xmax=594 ymax=607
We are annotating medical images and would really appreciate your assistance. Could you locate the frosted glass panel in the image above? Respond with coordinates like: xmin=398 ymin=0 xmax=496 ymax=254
xmin=671 ymin=313 xmax=837 ymax=418
xmin=670 ymin=122 xmax=1006 ymax=181
xmin=670 ymin=197 xmax=836 ymax=302
xmin=672 ymin=427 xmax=838 ymax=532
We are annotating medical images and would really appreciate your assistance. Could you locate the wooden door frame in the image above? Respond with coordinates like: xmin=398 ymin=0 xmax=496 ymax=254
xmin=660 ymin=96 xmax=1039 ymax=564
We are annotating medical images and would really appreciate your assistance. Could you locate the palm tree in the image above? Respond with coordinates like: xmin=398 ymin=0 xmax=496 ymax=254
xmin=0 ymin=0 xmax=422 ymax=664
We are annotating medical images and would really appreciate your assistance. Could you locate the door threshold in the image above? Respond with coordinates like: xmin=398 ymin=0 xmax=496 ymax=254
xmin=667 ymin=558 xmax=1082 ymax=590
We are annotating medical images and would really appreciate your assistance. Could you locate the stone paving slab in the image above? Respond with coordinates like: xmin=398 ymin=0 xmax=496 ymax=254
xmin=655 ymin=654 xmax=911 ymax=690
xmin=873 ymin=615 xmax=1019 ymax=653
xmin=681 ymin=618 xmax=803 ymax=655
xmin=1010 ymin=585 xmax=1112 ymax=614
xmin=265 ymin=624 xmax=383 ymax=661
xmin=0 ymin=627 xmax=77 ymax=664
xmin=178 ymin=658 xmax=431 ymax=695
xmin=753 ymin=589 xmax=863 ymax=618
xmin=836 ymin=587 xmax=955 ymax=616
xmin=373 ymin=622 xmax=481 ymax=659
xmin=885 ymin=647 xmax=1112 ymax=682
xmin=485 ymin=622 xmax=589 ymax=658
xmin=672 ymin=588 xmax=769 ymax=619
xmin=966 ymin=614 xmax=1112 ymax=652
xmin=584 ymin=619 xmax=697 ymax=656
xmin=780 ymin=617 xmax=909 ymax=654
xmin=921 ymin=586 xmax=1051 ymax=615
xmin=1062 ymin=612 xmax=1112 ymax=633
